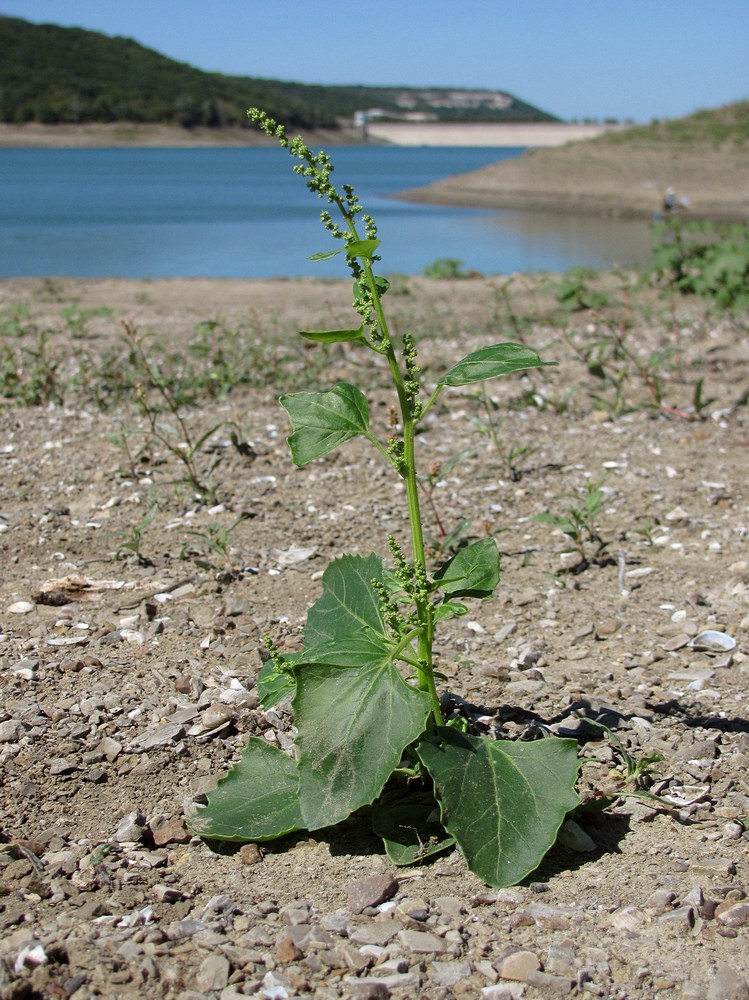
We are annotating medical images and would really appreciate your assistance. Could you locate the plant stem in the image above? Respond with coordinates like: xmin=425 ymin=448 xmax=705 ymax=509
xmin=360 ymin=261 xmax=443 ymax=726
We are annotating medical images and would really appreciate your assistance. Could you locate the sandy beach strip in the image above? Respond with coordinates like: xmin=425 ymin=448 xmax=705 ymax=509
xmin=0 ymin=120 xmax=607 ymax=149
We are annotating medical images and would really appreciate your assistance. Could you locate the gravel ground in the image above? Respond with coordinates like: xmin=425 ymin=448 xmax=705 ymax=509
xmin=1 ymin=275 xmax=748 ymax=999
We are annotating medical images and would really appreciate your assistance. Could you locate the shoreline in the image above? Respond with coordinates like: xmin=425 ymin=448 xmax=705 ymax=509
xmin=397 ymin=140 xmax=749 ymax=222
xmin=0 ymin=120 xmax=606 ymax=149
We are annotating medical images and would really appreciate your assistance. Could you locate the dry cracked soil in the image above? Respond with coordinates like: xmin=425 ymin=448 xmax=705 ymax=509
xmin=1 ymin=273 xmax=748 ymax=1000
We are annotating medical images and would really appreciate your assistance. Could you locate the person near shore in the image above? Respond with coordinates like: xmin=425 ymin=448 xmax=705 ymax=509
xmin=663 ymin=186 xmax=677 ymax=213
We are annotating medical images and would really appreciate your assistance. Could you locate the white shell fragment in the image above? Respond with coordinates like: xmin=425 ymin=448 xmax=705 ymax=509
xmin=269 ymin=546 xmax=316 ymax=566
xmin=689 ymin=630 xmax=737 ymax=653
xmin=7 ymin=601 xmax=34 ymax=614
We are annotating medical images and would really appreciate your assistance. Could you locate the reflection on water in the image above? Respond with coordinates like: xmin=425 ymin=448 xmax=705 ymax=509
xmin=478 ymin=209 xmax=653 ymax=272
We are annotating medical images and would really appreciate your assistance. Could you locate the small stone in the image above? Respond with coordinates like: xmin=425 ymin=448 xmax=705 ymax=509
xmin=657 ymin=905 xmax=694 ymax=932
xmin=200 ymin=704 xmax=236 ymax=729
xmin=595 ymin=618 xmax=622 ymax=639
xmin=398 ymin=929 xmax=447 ymax=954
xmin=0 ymin=719 xmax=21 ymax=743
xmin=609 ymin=906 xmax=647 ymax=932
xmin=49 ymin=757 xmax=78 ymax=775
xmin=96 ymin=736 xmax=122 ymax=761
xmin=644 ymin=889 xmax=677 ymax=911
xmin=276 ymin=937 xmax=304 ymax=963
xmin=347 ymin=874 xmax=398 ymax=914
xmin=430 ymin=960 xmax=472 ymax=988
xmin=346 ymin=982 xmax=392 ymax=1000
xmin=129 ymin=722 xmax=186 ymax=750
xmin=153 ymin=884 xmax=186 ymax=903
xmin=350 ymin=920 xmax=401 ymax=946
xmin=707 ymin=964 xmax=749 ymax=1000
xmin=716 ymin=902 xmax=749 ymax=927
xmin=239 ymin=843 xmax=262 ymax=865
xmin=498 ymin=950 xmax=541 ymax=982
xmin=113 ymin=811 xmax=147 ymax=843
xmin=150 ymin=817 xmax=191 ymax=846
xmin=196 ymin=954 xmax=231 ymax=992
xmin=224 ymin=597 xmax=251 ymax=617
xmin=526 ymin=970 xmax=576 ymax=994
xmin=662 ymin=633 xmax=692 ymax=651
xmin=482 ymin=986 xmax=525 ymax=999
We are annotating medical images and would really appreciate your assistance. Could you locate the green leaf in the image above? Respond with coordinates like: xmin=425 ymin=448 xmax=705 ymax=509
xmin=433 ymin=601 xmax=468 ymax=622
xmin=372 ymin=802 xmax=455 ymax=865
xmin=280 ymin=382 xmax=372 ymax=466
xmin=308 ymin=248 xmax=345 ymax=261
xmin=288 ymin=552 xmax=430 ymax=830
xmin=294 ymin=660 xmax=431 ymax=830
xmin=439 ymin=343 xmax=557 ymax=387
xmin=346 ymin=238 xmax=380 ymax=260
xmin=418 ymin=729 xmax=580 ymax=887
xmin=303 ymin=553 xmax=388 ymax=651
xmin=189 ymin=737 xmax=303 ymax=842
xmin=299 ymin=327 xmax=365 ymax=344
xmin=257 ymin=658 xmax=297 ymax=708
xmin=434 ymin=538 xmax=500 ymax=598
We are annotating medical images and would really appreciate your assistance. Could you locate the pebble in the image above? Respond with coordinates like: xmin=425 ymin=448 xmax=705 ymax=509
xmin=113 ymin=811 xmax=147 ymax=843
xmin=398 ymin=929 xmax=447 ymax=954
xmin=150 ymin=817 xmax=191 ymax=846
xmin=498 ymin=950 xmax=541 ymax=981
xmin=716 ymin=901 xmax=749 ymax=927
xmin=0 ymin=719 xmax=21 ymax=742
xmin=347 ymin=875 xmax=399 ymax=914
xmin=239 ymin=843 xmax=263 ymax=865
xmin=706 ymin=964 xmax=749 ymax=1000
xmin=196 ymin=954 xmax=231 ymax=992
xmin=430 ymin=959 xmax=473 ymax=987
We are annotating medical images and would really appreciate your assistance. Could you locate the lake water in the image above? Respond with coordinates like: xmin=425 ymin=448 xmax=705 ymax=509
xmin=0 ymin=147 xmax=654 ymax=278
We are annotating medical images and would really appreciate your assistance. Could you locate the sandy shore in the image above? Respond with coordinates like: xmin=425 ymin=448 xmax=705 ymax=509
xmin=0 ymin=122 xmax=364 ymax=148
xmin=0 ymin=120 xmax=606 ymax=149
xmin=398 ymin=139 xmax=749 ymax=221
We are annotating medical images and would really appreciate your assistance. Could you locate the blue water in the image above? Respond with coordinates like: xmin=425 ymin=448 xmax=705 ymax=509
xmin=0 ymin=147 xmax=653 ymax=278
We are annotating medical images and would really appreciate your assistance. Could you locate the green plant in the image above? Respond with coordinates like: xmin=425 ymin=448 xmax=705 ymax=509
xmin=555 ymin=266 xmax=610 ymax=312
xmin=189 ymin=111 xmax=580 ymax=889
xmin=115 ymin=504 xmax=158 ymax=566
xmin=422 ymin=257 xmax=470 ymax=280
xmin=0 ymin=328 xmax=64 ymax=405
xmin=121 ymin=320 xmax=224 ymax=501
xmin=534 ymin=480 xmax=612 ymax=572
xmin=471 ymin=383 xmax=538 ymax=480
xmin=650 ymin=219 xmax=749 ymax=309
xmin=182 ymin=515 xmax=246 ymax=571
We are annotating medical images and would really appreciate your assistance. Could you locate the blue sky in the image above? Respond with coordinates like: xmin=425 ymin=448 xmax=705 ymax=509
xmin=3 ymin=1 xmax=747 ymax=122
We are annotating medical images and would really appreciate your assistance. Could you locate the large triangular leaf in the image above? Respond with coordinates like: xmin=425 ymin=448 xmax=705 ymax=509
xmin=293 ymin=660 xmax=431 ymax=830
xmin=303 ymin=552 xmax=388 ymax=651
xmin=189 ymin=737 xmax=303 ymax=841
xmin=418 ymin=729 xmax=579 ymax=887
xmin=280 ymin=383 xmax=372 ymax=466
xmin=434 ymin=538 xmax=500 ymax=598
xmin=439 ymin=343 xmax=557 ymax=387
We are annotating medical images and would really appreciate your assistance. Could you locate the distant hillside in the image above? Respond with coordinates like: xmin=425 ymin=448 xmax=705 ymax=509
xmin=0 ymin=16 xmax=557 ymax=130
xmin=595 ymin=99 xmax=749 ymax=147
xmin=398 ymin=102 xmax=749 ymax=221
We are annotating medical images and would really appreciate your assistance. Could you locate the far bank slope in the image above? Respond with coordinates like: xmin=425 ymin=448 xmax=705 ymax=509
xmin=397 ymin=103 xmax=749 ymax=221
